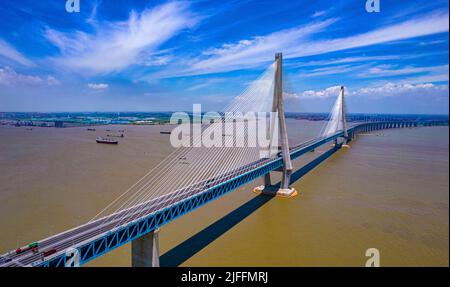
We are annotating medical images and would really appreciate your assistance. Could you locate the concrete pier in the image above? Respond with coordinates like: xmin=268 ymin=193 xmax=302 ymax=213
xmin=264 ymin=173 xmax=272 ymax=186
xmin=253 ymin=184 xmax=298 ymax=198
xmin=131 ymin=229 xmax=160 ymax=267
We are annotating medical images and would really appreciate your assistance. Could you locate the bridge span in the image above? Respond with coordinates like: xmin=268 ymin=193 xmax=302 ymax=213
xmin=0 ymin=119 xmax=446 ymax=267
xmin=0 ymin=53 xmax=448 ymax=267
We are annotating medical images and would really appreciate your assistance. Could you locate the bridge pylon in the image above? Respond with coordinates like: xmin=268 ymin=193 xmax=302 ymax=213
xmin=340 ymin=86 xmax=350 ymax=148
xmin=331 ymin=86 xmax=350 ymax=148
xmin=254 ymin=53 xmax=297 ymax=198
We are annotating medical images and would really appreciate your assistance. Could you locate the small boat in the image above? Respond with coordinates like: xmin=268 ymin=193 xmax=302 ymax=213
xmin=107 ymin=133 xmax=125 ymax=138
xmin=160 ymin=131 xmax=171 ymax=134
xmin=96 ymin=137 xmax=118 ymax=144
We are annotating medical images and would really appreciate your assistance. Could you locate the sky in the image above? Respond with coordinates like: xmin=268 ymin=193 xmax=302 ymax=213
xmin=0 ymin=0 xmax=448 ymax=114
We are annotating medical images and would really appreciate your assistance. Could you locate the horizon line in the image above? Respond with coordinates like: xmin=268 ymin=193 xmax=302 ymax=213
xmin=0 ymin=111 xmax=449 ymax=116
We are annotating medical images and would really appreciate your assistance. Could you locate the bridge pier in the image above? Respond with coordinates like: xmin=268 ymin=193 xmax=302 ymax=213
xmin=264 ymin=173 xmax=272 ymax=186
xmin=131 ymin=229 xmax=160 ymax=267
xmin=331 ymin=138 xmax=338 ymax=147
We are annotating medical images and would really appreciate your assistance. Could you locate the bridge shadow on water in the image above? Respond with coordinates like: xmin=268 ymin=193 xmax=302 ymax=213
xmin=160 ymin=145 xmax=341 ymax=266
xmin=160 ymin=194 xmax=274 ymax=266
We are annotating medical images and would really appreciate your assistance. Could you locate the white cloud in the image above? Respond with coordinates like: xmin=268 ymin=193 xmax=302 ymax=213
xmin=287 ymin=82 xmax=448 ymax=100
xmin=354 ymin=82 xmax=448 ymax=99
xmin=154 ymin=19 xmax=336 ymax=78
xmin=0 ymin=66 xmax=58 ymax=86
xmin=290 ymin=62 xmax=449 ymax=82
xmin=298 ymin=63 xmax=370 ymax=78
xmin=312 ymin=10 xmax=327 ymax=18
xmin=292 ymin=62 xmax=449 ymax=81
xmin=45 ymin=2 xmax=197 ymax=74
xmin=156 ymin=10 xmax=448 ymax=77
xmin=46 ymin=75 xmax=60 ymax=86
xmin=87 ymin=83 xmax=109 ymax=90
xmin=142 ymin=55 xmax=173 ymax=67
xmin=186 ymin=78 xmax=226 ymax=91
xmin=401 ymin=73 xmax=449 ymax=84
xmin=288 ymin=55 xmax=401 ymax=67
xmin=419 ymin=39 xmax=447 ymax=46
xmin=287 ymin=10 xmax=449 ymax=59
xmin=362 ymin=64 xmax=449 ymax=78
xmin=0 ymin=39 xmax=33 ymax=67
xmin=284 ymin=86 xmax=342 ymax=100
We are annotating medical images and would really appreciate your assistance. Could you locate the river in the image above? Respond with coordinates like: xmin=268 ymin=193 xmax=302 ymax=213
xmin=0 ymin=120 xmax=447 ymax=266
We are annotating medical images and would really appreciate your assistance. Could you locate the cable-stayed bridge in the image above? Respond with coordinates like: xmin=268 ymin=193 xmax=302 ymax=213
xmin=0 ymin=53 xmax=447 ymax=267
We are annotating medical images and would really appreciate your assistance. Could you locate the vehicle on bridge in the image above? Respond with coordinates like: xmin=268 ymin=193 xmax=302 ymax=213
xmin=43 ymin=249 xmax=57 ymax=257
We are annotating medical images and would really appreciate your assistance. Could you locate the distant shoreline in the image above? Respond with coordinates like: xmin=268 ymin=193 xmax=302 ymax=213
xmin=1 ymin=112 xmax=448 ymax=128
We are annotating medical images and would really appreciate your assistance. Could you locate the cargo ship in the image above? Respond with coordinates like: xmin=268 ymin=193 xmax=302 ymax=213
xmin=96 ymin=137 xmax=118 ymax=144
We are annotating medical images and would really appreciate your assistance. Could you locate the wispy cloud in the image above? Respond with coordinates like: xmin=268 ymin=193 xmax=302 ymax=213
xmin=142 ymin=55 xmax=173 ymax=67
xmin=45 ymin=2 xmax=197 ymax=74
xmin=86 ymin=0 xmax=101 ymax=27
xmin=153 ymin=19 xmax=337 ymax=78
xmin=311 ymin=10 xmax=327 ymax=18
xmin=156 ymin=10 xmax=448 ymax=78
xmin=186 ymin=78 xmax=226 ymax=91
xmin=288 ymin=55 xmax=401 ymax=67
xmin=361 ymin=64 xmax=449 ymax=78
xmin=401 ymin=73 xmax=449 ymax=84
xmin=0 ymin=39 xmax=34 ymax=67
xmin=354 ymin=82 xmax=449 ymax=99
xmin=0 ymin=66 xmax=58 ymax=86
xmin=87 ymin=83 xmax=108 ymax=90
xmin=286 ymin=82 xmax=448 ymax=100
xmin=287 ymin=10 xmax=449 ymax=59
xmin=350 ymin=64 xmax=450 ymax=86
xmin=297 ymin=63 xmax=370 ymax=78
xmin=419 ymin=39 xmax=447 ymax=46
xmin=284 ymin=85 xmax=342 ymax=100
xmin=292 ymin=62 xmax=449 ymax=82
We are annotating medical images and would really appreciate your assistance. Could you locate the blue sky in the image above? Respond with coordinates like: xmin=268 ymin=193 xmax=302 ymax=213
xmin=0 ymin=0 xmax=448 ymax=114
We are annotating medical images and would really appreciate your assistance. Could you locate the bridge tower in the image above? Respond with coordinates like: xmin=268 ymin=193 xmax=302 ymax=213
xmin=255 ymin=53 xmax=297 ymax=198
xmin=330 ymin=86 xmax=350 ymax=147
xmin=340 ymin=86 xmax=350 ymax=148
